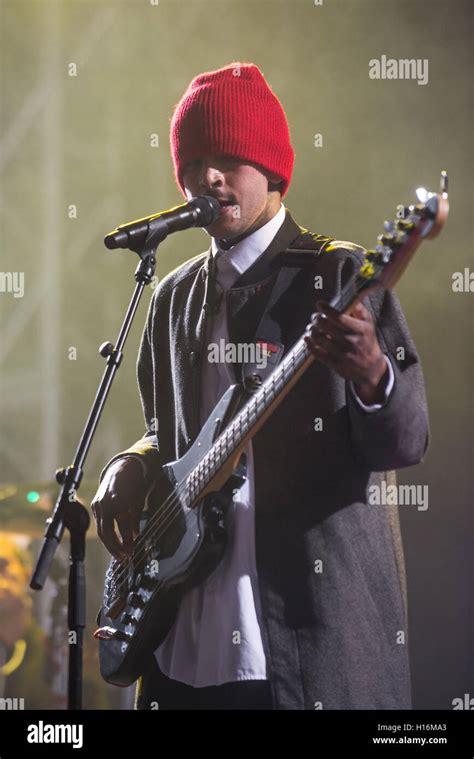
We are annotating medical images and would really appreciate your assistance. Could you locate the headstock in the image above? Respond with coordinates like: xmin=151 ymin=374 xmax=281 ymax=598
xmin=358 ymin=171 xmax=449 ymax=291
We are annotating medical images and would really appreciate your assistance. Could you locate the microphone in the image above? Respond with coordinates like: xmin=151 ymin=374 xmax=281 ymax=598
xmin=104 ymin=195 xmax=221 ymax=252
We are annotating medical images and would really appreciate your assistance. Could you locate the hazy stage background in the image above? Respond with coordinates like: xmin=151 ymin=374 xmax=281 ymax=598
xmin=0 ymin=0 xmax=471 ymax=709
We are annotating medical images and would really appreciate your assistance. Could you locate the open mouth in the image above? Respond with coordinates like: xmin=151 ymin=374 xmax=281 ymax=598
xmin=218 ymin=199 xmax=234 ymax=207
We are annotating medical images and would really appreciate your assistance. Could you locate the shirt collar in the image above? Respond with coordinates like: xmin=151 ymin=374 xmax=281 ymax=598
xmin=211 ymin=203 xmax=286 ymax=290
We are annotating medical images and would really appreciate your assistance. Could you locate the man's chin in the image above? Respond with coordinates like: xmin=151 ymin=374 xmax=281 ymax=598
xmin=204 ymin=217 xmax=243 ymax=240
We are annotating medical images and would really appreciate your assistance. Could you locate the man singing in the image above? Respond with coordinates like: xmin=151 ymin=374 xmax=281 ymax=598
xmin=91 ymin=62 xmax=429 ymax=710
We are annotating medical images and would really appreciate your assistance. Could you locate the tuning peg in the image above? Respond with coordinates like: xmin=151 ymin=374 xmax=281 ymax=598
xmin=416 ymin=187 xmax=429 ymax=203
xmin=377 ymin=232 xmax=396 ymax=246
xmin=383 ymin=220 xmax=395 ymax=233
xmin=395 ymin=231 xmax=409 ymax=245
xmin=375 ymin=244 xmax=392 ymax=262
xmin=396 ymin=206 xmax=410 ymax=220
xmin=396 ymin=218 xmax=415 ymax=231
xmin=408 ymin=204 xmax=425 ymax=218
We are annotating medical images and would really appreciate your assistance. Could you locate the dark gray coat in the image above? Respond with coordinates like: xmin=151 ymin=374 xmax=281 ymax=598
xmin=111 ymin=209 xmax=430 ymax=710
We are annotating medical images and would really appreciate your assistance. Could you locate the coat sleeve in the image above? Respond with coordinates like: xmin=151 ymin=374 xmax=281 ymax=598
xmin=345 ymin=263 xmax=430 ymax=471
xmin=99 ymin=291 xmax=161 ymax=484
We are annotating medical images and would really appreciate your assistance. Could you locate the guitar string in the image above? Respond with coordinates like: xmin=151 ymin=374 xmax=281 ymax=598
xmin=107 ymin=278 xmax=360 ymax=597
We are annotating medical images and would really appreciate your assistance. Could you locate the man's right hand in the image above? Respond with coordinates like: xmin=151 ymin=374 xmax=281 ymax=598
xmin=91 ymin=457 xmax=150 ymax=561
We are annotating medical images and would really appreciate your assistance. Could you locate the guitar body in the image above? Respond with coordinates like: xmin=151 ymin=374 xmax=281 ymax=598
xmin=97 ymin=384 xmax=247 ymax=686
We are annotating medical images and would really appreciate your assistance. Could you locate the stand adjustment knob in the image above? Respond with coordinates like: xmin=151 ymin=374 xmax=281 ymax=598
xmin=99 ymin=341 xmax=114 ymax=358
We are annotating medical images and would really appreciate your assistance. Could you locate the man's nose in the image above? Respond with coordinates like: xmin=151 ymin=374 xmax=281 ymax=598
xmin=199 ymin=164 xmax=223 ymax=190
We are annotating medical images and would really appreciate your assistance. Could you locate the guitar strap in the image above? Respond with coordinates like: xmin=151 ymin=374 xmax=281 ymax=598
xmin=241 ymin=231 xmax=334 ymax=390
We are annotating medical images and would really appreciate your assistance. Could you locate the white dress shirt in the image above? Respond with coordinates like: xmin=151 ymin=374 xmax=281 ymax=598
xmin=154 ymin=203 xmax=394 ymax=686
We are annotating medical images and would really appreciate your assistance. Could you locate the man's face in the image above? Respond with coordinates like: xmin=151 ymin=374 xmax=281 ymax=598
xmin=182 ymin=154 xmax=281 ymax=244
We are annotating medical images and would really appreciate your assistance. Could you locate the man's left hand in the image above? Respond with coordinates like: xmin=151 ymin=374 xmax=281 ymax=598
xmin=304 ymin=300 xmax=389 ymax=405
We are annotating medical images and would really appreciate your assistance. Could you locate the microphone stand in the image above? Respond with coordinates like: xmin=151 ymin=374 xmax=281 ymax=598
xmin=30 ymin=226 xmax=166 ymax=710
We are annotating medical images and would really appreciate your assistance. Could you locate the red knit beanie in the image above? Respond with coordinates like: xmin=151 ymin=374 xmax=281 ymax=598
xmin=170 ymin=62 xmax=294 ymax=198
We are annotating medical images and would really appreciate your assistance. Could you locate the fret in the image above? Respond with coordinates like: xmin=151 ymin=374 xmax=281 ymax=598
xmin=206 ymin=456 xmax=215 ymax=480
xmin=251 ymin=397 xmax=258 ymax=422
xmin=256 ymin=389 xmax=265 ymax=415
xmin=274 ymin=368 xmax=283 ymax=394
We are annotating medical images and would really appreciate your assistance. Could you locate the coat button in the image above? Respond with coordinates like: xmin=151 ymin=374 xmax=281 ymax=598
xmin=190 ymin=351 xmax=198 ymax=365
